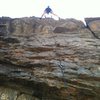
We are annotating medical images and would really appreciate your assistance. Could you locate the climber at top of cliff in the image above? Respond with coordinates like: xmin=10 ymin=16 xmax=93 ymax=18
xmin=40 ymin=6 xmax=60 ymax=20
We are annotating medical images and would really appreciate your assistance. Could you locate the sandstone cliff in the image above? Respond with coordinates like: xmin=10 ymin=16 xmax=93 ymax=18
xmin=0 ymin=17 xmax=100 ymax=100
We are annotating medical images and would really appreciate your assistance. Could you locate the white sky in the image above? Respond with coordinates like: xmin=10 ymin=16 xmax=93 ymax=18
xmin=0 ymin=0 xmax=100 ymax=21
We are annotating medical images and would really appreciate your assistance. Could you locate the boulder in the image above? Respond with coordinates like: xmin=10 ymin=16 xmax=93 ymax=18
xmin=53 ymin=19 xmax=85 ymax=33
xmin=85 ymin=18 xmax=100 ymax=38
xmin=10 ymin=17 xmax=38 ymax=35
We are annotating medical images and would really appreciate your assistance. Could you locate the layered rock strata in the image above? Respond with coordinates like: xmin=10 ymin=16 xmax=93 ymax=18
xmin=0 ymin=17 xmax=100 ymax=100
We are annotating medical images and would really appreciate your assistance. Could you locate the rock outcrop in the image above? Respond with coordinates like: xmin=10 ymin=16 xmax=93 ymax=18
xmin=0 ymin=17 xmax=100 ymax=100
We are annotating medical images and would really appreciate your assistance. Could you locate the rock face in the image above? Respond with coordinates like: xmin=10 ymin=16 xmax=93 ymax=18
xmin=0 ymin=17 xmax=100 ymax=100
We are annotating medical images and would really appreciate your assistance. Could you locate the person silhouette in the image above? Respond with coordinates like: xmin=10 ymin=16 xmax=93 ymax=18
xmin=40 ymin=6 xmax=60 ymax=19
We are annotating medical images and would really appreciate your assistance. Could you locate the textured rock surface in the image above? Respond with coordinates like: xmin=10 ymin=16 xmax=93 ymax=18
xmin=0 ymin=17 xmax=100 ymax=100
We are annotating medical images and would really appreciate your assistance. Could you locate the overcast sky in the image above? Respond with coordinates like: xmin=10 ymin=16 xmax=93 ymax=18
xmin=0 ymin=0 xmax=100 ymax=21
